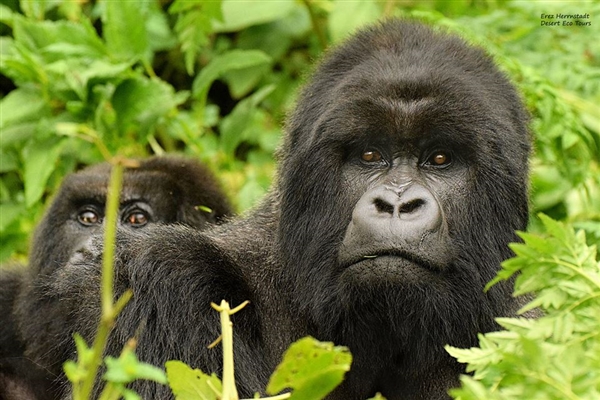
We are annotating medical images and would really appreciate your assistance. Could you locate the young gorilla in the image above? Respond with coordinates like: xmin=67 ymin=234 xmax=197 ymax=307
xmin=0 ymin=156 xmax=232 ymax=399
xmin=21 ymin=20 xmax=532 ymax=399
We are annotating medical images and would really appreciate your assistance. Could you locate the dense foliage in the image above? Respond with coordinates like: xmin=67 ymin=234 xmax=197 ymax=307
xmin=1 ymin=0 xmax=599 ymax=398
xmin=448 ymin=215 xmax=600 ymax=399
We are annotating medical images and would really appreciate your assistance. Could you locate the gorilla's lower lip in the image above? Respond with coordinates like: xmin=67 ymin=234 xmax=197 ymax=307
xmin=343 ymin=252 xmax=436 ymax=272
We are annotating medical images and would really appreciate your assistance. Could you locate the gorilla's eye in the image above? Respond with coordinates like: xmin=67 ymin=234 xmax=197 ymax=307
xmin=125 ymin=211 xmax=149 ymax=227
xmin=427 ymin=151 xmax=452 ymax=167
xmin=77 ymin=210 xmax=101 ymax=226
xmin=361 ymin=150 xmax=383 ymax=163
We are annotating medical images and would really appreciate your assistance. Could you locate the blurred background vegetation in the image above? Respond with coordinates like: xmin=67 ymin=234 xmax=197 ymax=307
xmin=1 ymin=0 xmax=599 ymax=263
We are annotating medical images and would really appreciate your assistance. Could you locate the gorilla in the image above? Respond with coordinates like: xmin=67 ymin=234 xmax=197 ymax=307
xmin=15 ymin=20 xmax=531 ymax=400
xmin=0 ymin=156 xmax=232 ymax=399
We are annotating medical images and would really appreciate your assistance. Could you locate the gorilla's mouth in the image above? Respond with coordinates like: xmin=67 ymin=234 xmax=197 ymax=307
xmin=340 ymin=250 xmax=439 ymax=273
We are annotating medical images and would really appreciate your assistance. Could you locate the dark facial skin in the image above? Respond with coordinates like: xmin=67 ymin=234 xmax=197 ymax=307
xmin=0 ymin=156 xmax=232 ymax=400
xmin=11 ymin=20 xmax=532 ymax=400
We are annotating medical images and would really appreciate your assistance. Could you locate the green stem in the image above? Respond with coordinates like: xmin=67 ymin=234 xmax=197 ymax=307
xmin=77 ymin=162 xmax=124 ymax=399
xmin=102 ymin=163 xmax=123 ymax=316
xmin=302 ymin=0 xmax=328 ymax=50
xmin=550 ymin=257 xmax=600 ymax=290
xmin=97 ymin=382 xmax=121 ymax=400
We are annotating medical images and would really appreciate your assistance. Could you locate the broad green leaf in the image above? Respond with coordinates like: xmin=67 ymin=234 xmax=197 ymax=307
xmin=146 ymin=5 xmax=178 ymax=52
xmin=0 ymin=5 xmax=15 ymax=27
xmin=61 ymin=59 xmax=131 ymax=101
xmin=0 ymin=150 xmax=18 ymax=172
xmin=13 ymin=18 xmax=105 ymax=61
xmin=223 ymin=64 xmax=270 ymax=99
xmin=267 ymin=336 xmax=351 ymax=400
xmin=19 ymin=0 xmax=46 ymax=19
xmin=23 ymin=136 xmax=64 ymax=207
xmin=165 ymin=360 xmax=222 ymax=400
xmin=191 ymin=49 xmax=271 ymax=105
xmin=213 ymin=0 xmax=295 ymax=32
xmin=0 ymin=87 xmax=47 ymax=130
xmin=0 ymin=123 xmax=38 ymax=147
xmin=531 ymin=165 xmax=578 ymax=209
xmin=103 ymin=1 xmax=149 ymax=61
xmin=235 ymin=24 xmax=293 ymax=62
xmin=112 ymin=77 xmax=179 ymax=137
xmin=219 ymin=85 xmax=274 ymax=155
xmin=0 ymin=202 xmax=24 ymax=232
xmin=328 ymin=0 xmax=381 ymax=43
xmin=0 ymin=40 xmax=46 ymax=87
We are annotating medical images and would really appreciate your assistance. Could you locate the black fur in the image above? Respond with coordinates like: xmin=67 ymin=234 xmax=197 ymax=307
xmin=0 ymin=156 xmax=232 ymax=399
xmin=14 ymin=20 xmax=531 ymax=400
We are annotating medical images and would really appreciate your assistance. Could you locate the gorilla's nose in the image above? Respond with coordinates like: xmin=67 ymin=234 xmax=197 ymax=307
xmin=365 ymin=185 xmax=442 ymax=233
xmin=339 ymin=183 xmax=449 ymax=268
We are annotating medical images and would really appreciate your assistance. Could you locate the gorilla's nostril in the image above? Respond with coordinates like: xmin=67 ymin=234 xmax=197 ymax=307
xmin=374 ymin=198 xmax=395 ymax=215
xmin=398 ymin=199 xmax=425 ymax=214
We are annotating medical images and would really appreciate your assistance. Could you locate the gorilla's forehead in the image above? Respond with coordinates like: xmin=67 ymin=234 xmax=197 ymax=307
xmin=313 ymin=83 xmax=481 ymax=150
xmin=60 ymin=171 xmax=181 ymax=206
xmin=301 ymin=72 xmax=493 ymax=152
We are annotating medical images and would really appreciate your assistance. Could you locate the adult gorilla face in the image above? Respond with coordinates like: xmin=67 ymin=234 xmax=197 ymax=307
xmin=278 ymin=21 xmax=530 ymax=378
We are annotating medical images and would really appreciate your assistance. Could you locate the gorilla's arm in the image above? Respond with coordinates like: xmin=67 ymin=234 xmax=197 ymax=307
xmin=0 ymin=268 xmax=61 ymax=400
xmin=0 ymin=269 xmax=25 ymax=360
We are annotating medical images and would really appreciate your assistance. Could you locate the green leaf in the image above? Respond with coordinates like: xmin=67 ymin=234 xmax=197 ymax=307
xmin=102 ymin=0 xmax=149 ymax=61
xmin=0 ymin=150 xmax=18 ymax=172
xmin=112 ymin=77 xmax=179 ymax=137
xmin=237 ymin=179 xmax=267 ymax=212
xmin=169 ymin=0 xmax=223 ymax=75
xmin=328 ymin=0 xmax=381 ymax=43
xmin=120 ymin=387 xmax=142 ymax=400
xmin=60 ymin=59 xmax=132 ymax=101
xmin=165 ymin=360 xmax=222 ymax=400
xmin=0 ymin=40 xmax=46 ymax=87
xmin=223 ymin=64 xmax=270 ymax=99
xmin=0 ymin=87 xmax=48 ymax=131
xmin=191 ymin=49 xmax=271 ymax=105
xmin=213 ymin=0 xmax=296 ymax=32
xmin=219 ymin=85 xmax=274 ymax=155
xmin=266 ymin=336 xmax=351 ymax=400
xmin=0 ymin=202 xmax=24 ymax=232
xmin=23 ymin=136 xmax=65 ymax=207
xmin=0 ymin=4 xmax=15 ymax=27
xmin=64 ymin=334 xmax=94 ymax=384
xmin=539 ymin=213 xmax=572 ymax=245
xmin=146 ymin=4 xmax=178 ymax=52
xmin=367 ymin=394 xmax=387 ymax=400
xmin=0 ymin=122 xmax=38 ymax=147
xmin=13 ymin=17 xmax=106 ymax=61
xmin=104 ymin=349 xmax=167 ymax=385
